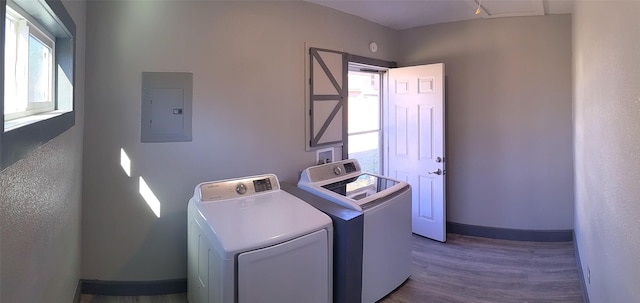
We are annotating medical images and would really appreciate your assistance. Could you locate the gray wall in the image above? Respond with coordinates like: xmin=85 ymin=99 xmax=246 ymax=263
xmin=573 ymin=2 xmax=640 ymax=301
xmin=81 ymin=1 xmax=398 ymax=280
xmin=398 ymin=15 xmax=574 ymax=230
xmin=0 ymin=1 xmax=86 ymax=302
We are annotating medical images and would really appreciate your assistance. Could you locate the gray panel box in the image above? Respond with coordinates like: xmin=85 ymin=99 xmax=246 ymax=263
xmin=141 ymin=72 xmax=193 ymax=142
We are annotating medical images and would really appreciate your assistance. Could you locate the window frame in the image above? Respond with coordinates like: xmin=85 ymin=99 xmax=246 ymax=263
xmin=343 ymin=54 xmax=396 ymax=161
xmin=347 ymin=69 xmax=383 ymax=174
xmin=0 ymin=0 xmax=76 ymax=170
xmin=4 ymin=3 xmax=57 ymax=120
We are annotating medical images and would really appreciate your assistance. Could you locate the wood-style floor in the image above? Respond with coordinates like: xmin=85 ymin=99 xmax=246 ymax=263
xmin=80 ymin=294 xmax=186 ymax=303
xmin=380 ymin=233 xmax=584 ymax=303
xmin=80 ymin=233 xmax=584 ymax=303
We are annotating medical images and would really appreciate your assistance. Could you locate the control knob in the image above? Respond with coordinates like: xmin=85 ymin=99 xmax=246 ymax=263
xmin=235 ymin=183 xmax=247 ymax=195
xmin=333 ymin=166 xmax=342 ymax=175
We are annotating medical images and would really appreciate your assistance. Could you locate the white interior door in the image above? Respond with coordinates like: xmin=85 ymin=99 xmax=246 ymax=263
xmin=386 ymin=63 xmax=446 ymax=242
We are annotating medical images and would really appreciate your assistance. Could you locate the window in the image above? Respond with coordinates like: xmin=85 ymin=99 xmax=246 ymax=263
xmin=4 ymin=4 xmax=55 ymax=123
xmin=344 ymin=56 xmax=396 ymax=174
xmin=347 ymin=70 xmax=382 ymax=174
xmin=1 ymin=0 xmax=76 ymax=170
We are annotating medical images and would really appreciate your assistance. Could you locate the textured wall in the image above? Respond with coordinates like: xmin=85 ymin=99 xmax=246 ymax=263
xmin=0 ymin=1 xmax=86 ymax=302
xmin=81 ymin=1 xmax=398 ymax=280
xmin=573 ymin=1 xmax=640 ymax=301
xmin=398 ymin=15 xmax=574 ymax=230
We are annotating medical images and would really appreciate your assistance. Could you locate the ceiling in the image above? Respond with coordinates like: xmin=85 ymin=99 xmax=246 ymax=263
xmin=305 ymin=0 xmax=574 ymax=30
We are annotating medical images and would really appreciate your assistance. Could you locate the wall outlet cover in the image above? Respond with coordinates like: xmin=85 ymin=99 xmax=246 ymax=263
xmin=316 ymin=148 xmax=334 ymax=165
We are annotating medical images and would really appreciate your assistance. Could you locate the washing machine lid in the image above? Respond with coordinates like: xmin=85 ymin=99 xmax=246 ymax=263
xmin=298 ymin=159 xmax=410 ymax=211
xmin=321 ymin=173 xmax=400 ymax=200
xmin=195 ymin=189 xmax=331 ymax=258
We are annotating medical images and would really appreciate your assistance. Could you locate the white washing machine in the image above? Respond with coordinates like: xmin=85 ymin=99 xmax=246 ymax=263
xmin=298 ymin=159 xmax=412 ymax=303
xmin=187 ymin=174 xmax=333 ymax=303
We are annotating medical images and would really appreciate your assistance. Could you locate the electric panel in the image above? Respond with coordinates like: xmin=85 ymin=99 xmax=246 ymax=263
xmin=141 ymin=72 xmax=193 ymax=142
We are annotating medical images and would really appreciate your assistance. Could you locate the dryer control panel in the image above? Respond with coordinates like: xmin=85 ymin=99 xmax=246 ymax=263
xmin=197 ymin=174 xmax=279 ymax=202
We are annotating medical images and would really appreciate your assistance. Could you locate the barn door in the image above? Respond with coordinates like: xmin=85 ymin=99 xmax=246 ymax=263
xmin=309 ymin=48 xmax=347 ymax=147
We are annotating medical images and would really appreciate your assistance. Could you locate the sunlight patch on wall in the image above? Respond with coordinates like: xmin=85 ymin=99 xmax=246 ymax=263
xmin=139 ymin=176 xmax=161 ymax=218
xmin=120 ymin=148 xmax=131 ymax=177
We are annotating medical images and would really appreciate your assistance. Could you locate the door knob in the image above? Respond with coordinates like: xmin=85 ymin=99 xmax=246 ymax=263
xmin=428 ymin=169 xmax=442 ymax=175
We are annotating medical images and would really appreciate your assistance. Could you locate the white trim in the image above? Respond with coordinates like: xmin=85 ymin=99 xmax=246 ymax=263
xmin=3 ymin=110 xmax=68 ymax=132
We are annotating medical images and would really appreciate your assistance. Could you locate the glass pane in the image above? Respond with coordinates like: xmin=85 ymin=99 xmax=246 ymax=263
xmin=321 ymin=173 xmax=399 ymax=204
xmin=28 ymin=34 xmax=52 ymax=103
xmin=348 ymin=132 xmax=380 ymax=175
xmin=348 ymin=71 xmax=380 ymax=133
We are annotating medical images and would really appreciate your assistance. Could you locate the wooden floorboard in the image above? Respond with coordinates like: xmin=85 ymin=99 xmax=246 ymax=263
xmin=80 ymin=233 xmax=584 ymax=303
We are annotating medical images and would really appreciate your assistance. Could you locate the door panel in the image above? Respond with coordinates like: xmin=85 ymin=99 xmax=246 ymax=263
xmin=394 ymin=105 xmax=409 ymax=156
xmin=387 ymin=63 xmax=446 ymax=242
xmin=418 ymin=175 xmax=434 ymax=220
xmin=312 ymin=55 xmax=341 ymax=95
xmin=313 ymin=100 xmax=343 ymax=145
xmin=418 ymin=105 xmax=433 ymax=160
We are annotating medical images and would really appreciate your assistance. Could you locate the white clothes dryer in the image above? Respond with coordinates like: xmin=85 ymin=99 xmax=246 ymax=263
xmin=298 ymin=159 xmax=412 ymax=303
xmin=187 ymin=174 xmax=333 ymax=303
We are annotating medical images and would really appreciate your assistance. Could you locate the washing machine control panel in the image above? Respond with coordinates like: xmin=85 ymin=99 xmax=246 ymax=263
xmin=198 ymin=174 xmax=279 ymax=201
xmin=303 ymin=159 xmax=362 ymax=183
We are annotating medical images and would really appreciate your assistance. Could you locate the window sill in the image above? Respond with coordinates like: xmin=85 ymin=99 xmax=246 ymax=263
xmin=1 ymin=110 xmax=75 ymax=170
xmin=4 ymin=110 xmax=70 ymax=132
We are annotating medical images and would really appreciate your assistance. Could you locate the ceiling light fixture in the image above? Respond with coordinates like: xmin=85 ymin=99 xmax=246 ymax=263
xmin=475 ymin=0 xmax=482 ymax=15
